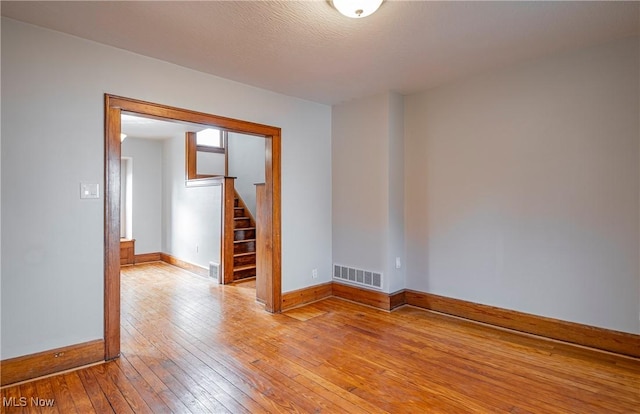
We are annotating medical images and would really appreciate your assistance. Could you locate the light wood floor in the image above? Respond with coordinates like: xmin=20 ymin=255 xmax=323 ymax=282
xmin=2 ymin=262 xmax=639 ymax=413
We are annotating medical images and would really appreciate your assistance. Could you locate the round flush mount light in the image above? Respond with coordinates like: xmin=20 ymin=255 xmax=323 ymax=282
xmin=332 ymin=0 xmax=384 ymax=18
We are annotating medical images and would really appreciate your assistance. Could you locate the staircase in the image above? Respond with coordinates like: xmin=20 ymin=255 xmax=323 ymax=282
xmin=232 ymin=191 xmax=257 ymax=281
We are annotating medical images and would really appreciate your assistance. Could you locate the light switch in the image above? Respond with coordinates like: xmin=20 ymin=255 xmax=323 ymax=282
xmin=80 ymin=183 xmax=100 ymax=199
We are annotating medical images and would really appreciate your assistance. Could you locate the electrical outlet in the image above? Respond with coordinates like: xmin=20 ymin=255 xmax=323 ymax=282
xmin=312 ymin=268 xmax=318 ymax=279
xmin=395 ymin=257 xmax=401 ymax=269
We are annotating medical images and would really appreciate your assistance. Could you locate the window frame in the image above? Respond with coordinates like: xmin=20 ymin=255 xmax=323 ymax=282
xmin=186 ymin=129 xmax=228 ymax=179
xmin=196 ymin=128 xmax=226 ymax=154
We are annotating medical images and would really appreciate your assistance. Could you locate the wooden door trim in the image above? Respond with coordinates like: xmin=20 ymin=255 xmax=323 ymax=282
xmin=104 ymin=101 xmax=121 ymax=360
xmin=104 ymin=94 xmax=282 ymax=360
xmin=107 ymin=95 xmax=280 ymax=136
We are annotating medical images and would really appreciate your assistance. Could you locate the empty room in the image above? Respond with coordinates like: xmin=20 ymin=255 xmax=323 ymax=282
xmin=1 ymin=1 xmax=639 ymax=413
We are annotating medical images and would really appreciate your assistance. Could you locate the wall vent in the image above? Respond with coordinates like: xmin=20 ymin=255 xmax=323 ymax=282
xmin=333 ymin=264 xmax=382 ymax=290
xmin=209 ymin=262 xmax=219 ymax=279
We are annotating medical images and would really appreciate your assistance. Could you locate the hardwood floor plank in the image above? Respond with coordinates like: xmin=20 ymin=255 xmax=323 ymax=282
xmin=118 ymin=353 xmax=193 ymax=414
xmin=114 ymin=354 xmax=174 ymax=413
xmin=77 ymin=369 xmax=115 ymax=413
xmin=85 ymin=364 xmax=136 ymax=414
xmin=33 ymin=379 xmax=59 ymax=414
xmin=3 ymin=262 xmax=638 ymax=413
xmin=121 ymin=311 xmax=252 ymax=413
xmin=308 ymin=307 xmax=565 ymax=412
xmin=61 ymin=372 xmax=96 ymax=414
xmin=102 ymin=361 xmax=154 ymax=414
xmin=229 ymin=333 xmax=385 ymax=413
xmin=388 ymin=306 xmax=640 ymax=410
xmin=121 ymin=267 xmax=295 ymax=413
xmin=314 ymin=299 xmax=637 ymax=413
xmin=121 ymin=322 xmax=258 ymax=414
xmin=123 ymin=311 xmax=260 ymax=414
xmin=124 ymin=314 xmax=309 ymax=413
xmin=49 ymin=375 xmax=77 ymax=413
xmin=254 ymin=311 xmax=509 ymax=412
xmin=2 ymin=381 xmax=27 ymax=414
xmin=195 ymin=304 xmax=510 ymax=410
xmin=18 ymin=381 xmax=42 ymax=414
xmin=118 ymin=328 xmax=212 ymax=414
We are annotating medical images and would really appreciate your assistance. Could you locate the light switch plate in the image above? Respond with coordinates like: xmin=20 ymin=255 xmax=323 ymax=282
xmin=80 ymin=183 xmax=100 ymax=199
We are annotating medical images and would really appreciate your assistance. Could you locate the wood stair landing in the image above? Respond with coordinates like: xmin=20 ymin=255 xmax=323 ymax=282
xmin=232 ymin=193 xmax=256 ymax=281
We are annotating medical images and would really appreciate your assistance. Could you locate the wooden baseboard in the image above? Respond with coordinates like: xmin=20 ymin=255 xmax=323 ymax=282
xmin=1 ymin=339 xmax=104 ymax=386
xmin=135 ymin=252 xmax=162 ymax=264
xmin=405 ymin=290 xmax=640 ymax=359
xmin=160 ymin=253 xmax=209 ymax=278
xmin=282 ymin=283 xmax=332 ymax=311
xmin=120 ymin=239 xmax=135 ymax=266
xmin=389 ymin=290 xmax=407 ymax=310
xmin=332 ymin=282 xmax=405 ymax=311
xmin=323 ymin=283 xmax=639 ymax=358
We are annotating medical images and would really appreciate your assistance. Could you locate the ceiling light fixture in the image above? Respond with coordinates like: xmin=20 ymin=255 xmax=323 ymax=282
xmin=332 ymin=0 xmax=383 ymax=18
xmin=120 ymin=133 xmax=127 ymax=142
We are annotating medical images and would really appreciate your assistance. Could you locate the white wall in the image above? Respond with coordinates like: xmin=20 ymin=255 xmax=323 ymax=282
xmin=405 ymin=36 xmax=640 ymax=334
xmin=333 ymin=94 xmax=388 ymax=282
xmin=228 ymin=132 xmax=265 ymax=217
xmin=332 ymin=92 xmax=405 ymax=293
xmin=121 ymin=137 xmax=163 ymax=253
xmin=120 ymin=157 xmax=132 ymax=239
xmin=196 ymin=151 xmax=225 ymax=176
xmin=162 ymin=134 xmax=222 ymax=268
xmin=387 ymin=93 xmax=405 ymax=293
xmin=281 ymin=107 xmax=333 ymax=292
xmin=0 ymin=18 xmax=332 ymax=359
xmin=121 ymin=135 xmax=222 ymax=265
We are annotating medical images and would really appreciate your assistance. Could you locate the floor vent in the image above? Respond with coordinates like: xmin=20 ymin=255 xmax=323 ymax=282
xmin=333 ymin=264 xmax=382 ymax=289
xmin=209 ymin=262 xmax=219 ymax=279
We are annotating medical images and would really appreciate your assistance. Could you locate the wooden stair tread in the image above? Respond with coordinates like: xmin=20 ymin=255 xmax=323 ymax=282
xmin=226 ymin=189 xmax=258 ymax=283
xmin=234 ymin=252 xmax=256 ymax=257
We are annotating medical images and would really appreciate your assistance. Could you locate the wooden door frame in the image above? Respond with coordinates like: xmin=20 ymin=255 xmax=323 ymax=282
xmin=104 ymin=94 xmax=282 ymax=360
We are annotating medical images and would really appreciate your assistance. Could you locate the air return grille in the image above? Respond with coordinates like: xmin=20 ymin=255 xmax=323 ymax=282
xmin=333 ymin=264 xmax=382 ymax=289
xmin=209 ymin=262 xmax=219 ymax=279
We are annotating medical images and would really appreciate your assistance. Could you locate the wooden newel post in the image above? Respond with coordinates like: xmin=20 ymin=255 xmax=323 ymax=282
xmin=221 ymin=177 xmax=236 ymax=284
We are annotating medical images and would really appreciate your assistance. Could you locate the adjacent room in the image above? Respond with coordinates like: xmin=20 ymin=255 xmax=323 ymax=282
xmin=1 ymin=1 xmax=639 ymax=412
xmin=118 ymin=113 xmax=265 ymax=287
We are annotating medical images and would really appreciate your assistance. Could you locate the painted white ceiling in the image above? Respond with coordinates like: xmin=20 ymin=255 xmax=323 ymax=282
xmin=2 ymin=1 xmax=638 ymax=104
xmin=120 ymin=113 xmax=206 ymax=140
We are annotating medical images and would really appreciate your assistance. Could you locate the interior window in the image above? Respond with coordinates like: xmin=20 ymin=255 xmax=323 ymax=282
xmin=186 ymin=128 xmax=227 ymax=180
xmin=196 ymin=128 xmax=224 ymax=151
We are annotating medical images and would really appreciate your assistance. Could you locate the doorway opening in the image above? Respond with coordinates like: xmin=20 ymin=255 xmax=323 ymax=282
xmin=104 ymin=94 xmax=282 ymax=360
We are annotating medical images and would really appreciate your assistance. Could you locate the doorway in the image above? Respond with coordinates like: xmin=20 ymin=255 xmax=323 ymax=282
xmin=104 ymin=94 xmax=282 ymax=360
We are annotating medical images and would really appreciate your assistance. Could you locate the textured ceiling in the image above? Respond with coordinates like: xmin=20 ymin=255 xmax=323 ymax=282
xmin=2 ymin=1 xmax=639 ymax=104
